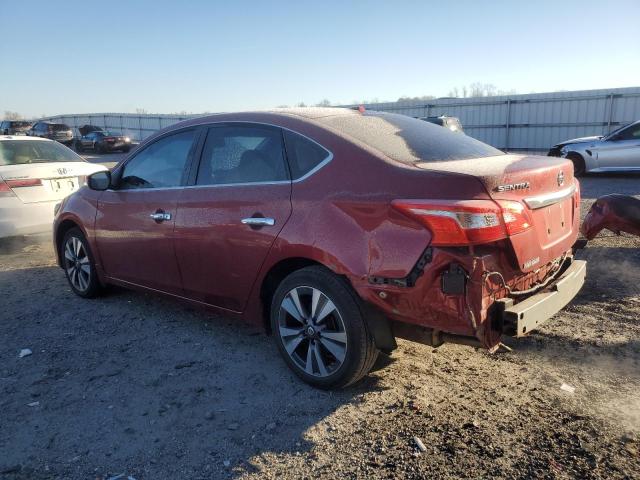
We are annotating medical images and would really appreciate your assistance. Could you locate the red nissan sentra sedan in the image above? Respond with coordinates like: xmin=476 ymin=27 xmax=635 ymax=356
xmin=53 ymin=108 xmax=586 ymax=388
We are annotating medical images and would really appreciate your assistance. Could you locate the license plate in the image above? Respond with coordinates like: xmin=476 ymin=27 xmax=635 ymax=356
xmin=50 ymin=177 xmax=77 ymax=193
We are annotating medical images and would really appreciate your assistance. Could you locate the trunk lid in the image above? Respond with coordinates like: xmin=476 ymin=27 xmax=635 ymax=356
xmin=78 ymin=125 xmax=104 ymax=136
xmin=416 ymin=154 xmax=580 ymax=272
xmin=0 ymin=162 xmax=107 ymax=203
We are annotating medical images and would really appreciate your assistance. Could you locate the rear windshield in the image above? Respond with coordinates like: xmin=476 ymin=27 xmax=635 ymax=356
xmin=50 ymin=124 xmax=70 ymax=131
xmin=11 ymin=121 xmax=31 ymax=129
xmin=317 ymin=112 xmax=502 ymax=163
xmin=0 ymin=140 xmax=84 ymax=165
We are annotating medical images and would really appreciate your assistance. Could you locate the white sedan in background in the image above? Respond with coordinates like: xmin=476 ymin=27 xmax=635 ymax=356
xmin=0 ymin=136 xmax=108 ymax=238
xmin=548 ymin=120 xmax=640 ymax=175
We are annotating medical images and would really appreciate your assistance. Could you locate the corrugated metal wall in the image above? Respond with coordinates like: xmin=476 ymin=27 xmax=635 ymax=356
xmin=38 ymin=113 xmax=206 ymax=142
xmin=40 ymin=87 xmax=640 ymax=152
xmin=352 ymin=87 xmax=640 ymax=152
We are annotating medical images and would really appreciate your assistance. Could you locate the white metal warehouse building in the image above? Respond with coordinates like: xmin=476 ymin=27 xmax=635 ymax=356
xmin=41 ymin=86 xmax=640 ymax=153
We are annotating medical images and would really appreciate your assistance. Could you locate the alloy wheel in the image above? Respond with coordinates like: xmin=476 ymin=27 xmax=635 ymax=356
xmin=64 ymin=236 xmax=91 ymax=292
xmin=278 ymin=286 xmax=348 ymax=377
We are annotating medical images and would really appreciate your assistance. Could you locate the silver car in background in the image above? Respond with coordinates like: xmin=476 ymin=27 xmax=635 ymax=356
xmin=548 ymin=120 xmax=640 ymax=175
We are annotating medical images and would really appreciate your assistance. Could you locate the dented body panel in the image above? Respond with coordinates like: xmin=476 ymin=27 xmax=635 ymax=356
xmin=582 ymin=194 xmax=640 ymax=240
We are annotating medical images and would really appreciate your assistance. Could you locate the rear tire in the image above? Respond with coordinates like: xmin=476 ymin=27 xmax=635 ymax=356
xmin=61 ymin=228 xmax=102 ymax=298
xmin=566 ymin=152 xmax=586 ymax=177
xmin=75 ymin=141 xmax=83 ymax=153
xmin=270 ymin=266 xmax=378 ymax=389
xmin=122 ymin=146 xmax=131 ymax=153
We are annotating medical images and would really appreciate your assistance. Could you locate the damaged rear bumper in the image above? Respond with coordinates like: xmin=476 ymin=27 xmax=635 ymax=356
xmin=498 ymin=259 xmax=586 ymax=337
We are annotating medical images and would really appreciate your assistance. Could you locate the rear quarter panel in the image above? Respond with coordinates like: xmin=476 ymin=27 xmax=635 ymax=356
xmin=242 ymin=120 xmax=490 ymax=324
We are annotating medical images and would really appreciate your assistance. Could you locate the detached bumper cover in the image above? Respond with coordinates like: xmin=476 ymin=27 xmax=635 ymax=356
xmin=498 ymin=259 xmax=586 ymax=337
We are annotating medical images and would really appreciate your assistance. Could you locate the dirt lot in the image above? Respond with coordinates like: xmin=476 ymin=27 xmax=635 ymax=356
xmin=1 ymin=175 xmax=639 ymax=479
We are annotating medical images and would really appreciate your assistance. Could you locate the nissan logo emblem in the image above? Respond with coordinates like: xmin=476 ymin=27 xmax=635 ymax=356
xmin=557 ymin=171 xmax=565 ymax=186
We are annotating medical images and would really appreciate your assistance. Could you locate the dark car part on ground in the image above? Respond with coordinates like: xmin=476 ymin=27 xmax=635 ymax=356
xmin=582 ymin=194 xmax=640 ymax=240
xmin=53 ymin=108 xmax=584 ymax=388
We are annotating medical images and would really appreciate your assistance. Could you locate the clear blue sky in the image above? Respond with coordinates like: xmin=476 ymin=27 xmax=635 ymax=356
xmin=1 ymin=0 xmax=639 ymax=117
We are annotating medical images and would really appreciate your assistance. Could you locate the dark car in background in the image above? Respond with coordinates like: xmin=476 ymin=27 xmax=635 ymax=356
xmin=421 ymin=115 xmax=464 ymax=133
xmin=1 ymin=120 xmax=32 ymax=135
xmin=75 ymin=124 xmax=131 ymax=153
xmin=28 ymin=121 xmax=74 ymax=146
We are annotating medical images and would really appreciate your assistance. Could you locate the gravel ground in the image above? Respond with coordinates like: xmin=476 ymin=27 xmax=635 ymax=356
xmin=1 ymin=175 xmax=639 ymax=479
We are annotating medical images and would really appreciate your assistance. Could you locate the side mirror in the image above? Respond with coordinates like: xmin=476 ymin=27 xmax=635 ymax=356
xmin=87 ymin=170 xmax=111 ymax=191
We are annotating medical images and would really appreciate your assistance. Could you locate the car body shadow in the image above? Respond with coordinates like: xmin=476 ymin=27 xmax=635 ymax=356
xmin=0 ymin=265 xmax=388 ymax=479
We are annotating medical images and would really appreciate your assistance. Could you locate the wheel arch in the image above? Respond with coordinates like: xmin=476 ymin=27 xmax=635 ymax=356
xmin=565 ymin=151 xmax=587 ymax=175
xmin=259 ymin=257 xmax=326 ymax=333
xmin=54 ymin=218 xmax=89 ymax=268
xmin=257 ymin=256 xmax=396 ymax=353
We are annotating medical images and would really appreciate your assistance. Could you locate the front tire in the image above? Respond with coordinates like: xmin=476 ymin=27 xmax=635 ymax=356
xmin=566 ymin=152 xmax=586 ymax=177
xmin=61 ymin=228 xmax=102 ymax=298
xmin=270 ymin=266 xmax=378 ymax=389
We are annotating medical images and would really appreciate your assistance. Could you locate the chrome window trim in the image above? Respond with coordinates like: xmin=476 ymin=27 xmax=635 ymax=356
xmin=195 ymin=121 xmax=333 ymax=184
xmin=108 ymin=120 xmax=333 ymax=192
xmin=523 ymin=184 xmax=576 ymax=210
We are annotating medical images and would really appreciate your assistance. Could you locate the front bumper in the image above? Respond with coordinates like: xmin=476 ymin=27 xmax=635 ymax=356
xmin=104 ymin=141 xmax=130 ymax=151
xmin=498 ymin=259 xmax=586 ymax=337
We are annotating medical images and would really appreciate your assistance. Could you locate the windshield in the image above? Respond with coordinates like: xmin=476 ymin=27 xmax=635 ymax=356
xmin=50 ymin=124 xmax=70 ymax=131
xmin=317 ymin=111 xmax=502 ymax=163
xmin=11 ymin=122 xmax=31 ymax=129
xmin=604 ymin=121 xmax=637 ymax=140
xmin=0 ymin=140 xmax=85 ymax=165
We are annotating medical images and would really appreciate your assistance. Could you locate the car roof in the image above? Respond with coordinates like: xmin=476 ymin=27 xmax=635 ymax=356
xmin=0 ymin=135 xmax=54 ymax=142
xmin=185 ymin=107 xmax=358 ymax=125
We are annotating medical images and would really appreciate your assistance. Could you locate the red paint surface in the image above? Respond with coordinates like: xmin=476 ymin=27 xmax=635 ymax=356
xmin=582 ymin=194 xmax=640 ymax=240
xmin=54 ymin=111 xmax=581 ymax=350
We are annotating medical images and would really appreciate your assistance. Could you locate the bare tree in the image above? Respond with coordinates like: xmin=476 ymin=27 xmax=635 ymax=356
xmin=447 ymin=83 xmax=515 ymax=98
xmin=315 ymin=99 xmax=331 ymax=107
xmin=4 ymin=111 xmax=22 ymax=120
xmin=135 ymin=108 xmax=148 ymax=114
xmin=295 ymin=102 xmax=307 ymax=107
xmin=397 ymin=94 xmax=436 ymax=102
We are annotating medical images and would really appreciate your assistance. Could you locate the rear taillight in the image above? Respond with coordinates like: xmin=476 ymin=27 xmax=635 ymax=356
xmin=6 ymin=178 xmax=42 ymax=188
xmin=0 ymin=179 xmax=16 ymax=197
xmin=495 ymin=200 xmax=532 ymax=235
xmin=392 ymin=199 xmax=533 ymax=246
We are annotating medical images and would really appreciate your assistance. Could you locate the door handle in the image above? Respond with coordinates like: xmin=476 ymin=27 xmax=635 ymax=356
xmin=241 ymin=217 xmax=275 ymax=227
xmin=150 ymin=212 xmax=171 ymax=222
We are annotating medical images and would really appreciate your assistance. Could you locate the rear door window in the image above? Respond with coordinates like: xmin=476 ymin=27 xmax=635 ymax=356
xmin=283 ymin=130 xmax=331 ymax=179
xmin=196 ymin=124 xmax=288 ymax=185
xmin=119 ymin=129 xmax=196 ymax=189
